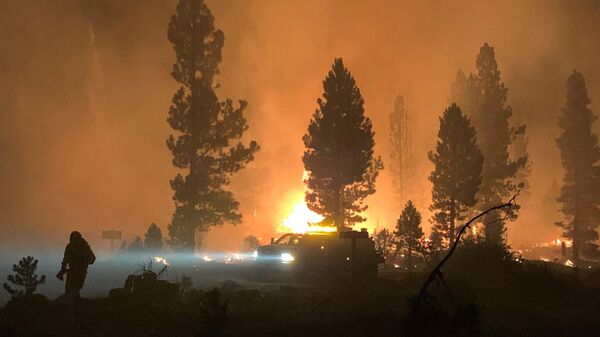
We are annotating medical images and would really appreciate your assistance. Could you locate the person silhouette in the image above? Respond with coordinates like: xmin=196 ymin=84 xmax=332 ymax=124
xmin=57 ymin=231 xmax=96 ymax=297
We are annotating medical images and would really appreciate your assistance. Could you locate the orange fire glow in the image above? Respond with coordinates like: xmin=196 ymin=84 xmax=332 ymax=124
xmin=277 ymin=200 xmax=335 ymax=234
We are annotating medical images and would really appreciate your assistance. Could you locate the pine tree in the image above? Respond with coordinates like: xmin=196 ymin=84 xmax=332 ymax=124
xmin=303 ymin=58 xmax=382 ymax=230
xmin=429 ymin=229 xmax=446 ymax=252
xmin=373 ymin=228 xmax=394 ymax=258
xmin=119 ymin=240 xmax=128 ymax=253
xmin=556 ymin=70 xmax=600 ymax=261
xmin=242 ymin=235 xmax=260 ymax=251
xmin=451 ymin=43 xmax=527 ymax=246
xmin=144 ymin=222 xmax=163 ymax=252
xmin=389 ymin=95 xmax=411 ymax=203
xmin=127 ymin=236 xmax=144 ymax=253
xmin=166 ymin=0 xmax=259 ymax=251
xmin=511 ymin=112 xmax=532 ymax=201
xmin=450 ymin=69 xmax=479 ymax=119
xmin=429 ymin=103 xmax=483 ymax=245
xmin=3 ymin=256 xmax=46 ymax=297
xmin=394 ymin=200 xmax=424 ymax=269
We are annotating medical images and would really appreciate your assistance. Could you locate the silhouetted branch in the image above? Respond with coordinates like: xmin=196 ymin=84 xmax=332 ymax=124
xmin=414 ymin=195 xmax=518 ymax=307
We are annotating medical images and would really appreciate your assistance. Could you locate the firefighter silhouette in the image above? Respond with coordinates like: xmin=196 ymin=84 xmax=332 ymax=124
xmin=57 ymin=231 xmax=96 ymax=297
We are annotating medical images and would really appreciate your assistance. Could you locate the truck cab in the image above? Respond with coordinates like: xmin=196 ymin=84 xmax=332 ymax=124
xmin=257 ymin=230 xmax=384 ymax=279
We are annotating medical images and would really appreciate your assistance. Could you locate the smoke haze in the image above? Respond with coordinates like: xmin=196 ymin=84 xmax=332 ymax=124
xmin=0 ymin=0 xmax=599 ymax=253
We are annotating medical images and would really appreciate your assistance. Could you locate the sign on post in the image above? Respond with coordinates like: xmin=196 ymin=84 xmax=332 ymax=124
xmin=102 ymin=229 xmax=122 ymax=252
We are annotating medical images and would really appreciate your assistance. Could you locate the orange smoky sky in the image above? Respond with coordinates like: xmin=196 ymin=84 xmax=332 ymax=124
xmin=0 ymin=0 xmax=599 ymax=251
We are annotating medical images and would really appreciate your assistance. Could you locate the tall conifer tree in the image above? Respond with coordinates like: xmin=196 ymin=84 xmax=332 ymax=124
xmin=303 ymin=58 xmax=382 ymax=230
xmin=450 ymin=43 xmax=527 ymax=245
xmin=166 ymin=0 xmax=259 ymax=250
xmin=389 ymin=95 xmax=411 ymax=204
xmin=556 ymin=70 xmax=600 ymax=261
xmin=429 ymin=104 xmax=483 ymax=245
xmin=450 ymin=69 xmax=478 ymax=118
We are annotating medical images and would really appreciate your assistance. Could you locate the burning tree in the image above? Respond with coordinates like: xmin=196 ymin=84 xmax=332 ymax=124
xmin=429 ymin=103 xmax=483 ymax=246
xmin=303 ymin=58 xmax=382 ymax=230
xmin=166 ymin=0 xmax=259 ymax=251
xmin=3 ymin=256 xmax=46 ymax=298
xmin=394 ymin=200 xmax=424 ymax=269
xmin=450 ymin=43 xmax=527 ymax=246
xmin=556 ymin=70 xmax=600 ymax=261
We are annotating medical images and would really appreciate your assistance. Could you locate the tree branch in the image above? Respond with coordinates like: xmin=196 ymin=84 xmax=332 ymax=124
xmin=414 ymin=195 xmax=518 ymax=307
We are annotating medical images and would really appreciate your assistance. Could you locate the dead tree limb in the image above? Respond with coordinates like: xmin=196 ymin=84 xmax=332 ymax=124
xmin=413 ymin=195 xmax=518 ymax=307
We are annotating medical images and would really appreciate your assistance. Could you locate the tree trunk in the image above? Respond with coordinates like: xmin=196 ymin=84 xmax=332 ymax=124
xmin=334 ymin=186 xmax=345 ymax=230
xmin=572 ymin=217 xmax=580 ymax=262
xmin=407 ymin=237 xmax=413 ymax=270
xmin=449 ymin=198 xmax=456 ymax=243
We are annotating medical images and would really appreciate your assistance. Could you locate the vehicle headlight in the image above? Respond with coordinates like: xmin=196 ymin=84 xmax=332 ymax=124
xmin=252 ymin=250 xmax=258 ymax=259
xmin=281 ymin=253 xmax=295 ymax=262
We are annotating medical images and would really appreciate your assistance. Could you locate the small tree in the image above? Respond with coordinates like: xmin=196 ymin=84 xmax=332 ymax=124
xmin=394 ymin=200 xmax=424 ymax=269
xmin=119 ymin=240 xmax=128 ymax=253
xmin=242 ymin=235 xmax=260 ymax=251
xmin=428 ymin=230 xmax=446 ymax=252
xmin=3 ymin=256 xmax=46 ymax=297
xmin=127 ymin=236 xmax=144 ymax=253
xmin=144 ymin=222 xmax=163 ymax=252
xmin=373 ymin=228 xmax=395 ymax=258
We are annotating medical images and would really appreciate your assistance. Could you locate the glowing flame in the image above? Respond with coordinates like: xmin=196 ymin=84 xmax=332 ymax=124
xmin=554 ymin=238 xmax=573 ymax=247
xmin=153 ymin=256 xmax=169 ymax=265
xmin=277 ymin=200 xmax=335 ymax=234
xmin=565 ymin=259 xmax=575 ymax=267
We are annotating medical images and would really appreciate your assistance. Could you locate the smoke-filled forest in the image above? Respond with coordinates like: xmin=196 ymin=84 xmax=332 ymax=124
xmin=1 ymin=1 xmax=600 ymax=336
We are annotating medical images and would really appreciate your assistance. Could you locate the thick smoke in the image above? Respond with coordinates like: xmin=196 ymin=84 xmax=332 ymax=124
xmin=0 ymin=0 xmax=599 ymax=252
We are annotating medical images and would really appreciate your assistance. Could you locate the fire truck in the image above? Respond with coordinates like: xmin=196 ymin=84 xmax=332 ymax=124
xmin=256 ymin=229 xmax=384 ymax=279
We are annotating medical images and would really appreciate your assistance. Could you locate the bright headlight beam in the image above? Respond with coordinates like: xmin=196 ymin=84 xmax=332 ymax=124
xmin=281 ymin=253 xmax=295 ymax=262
